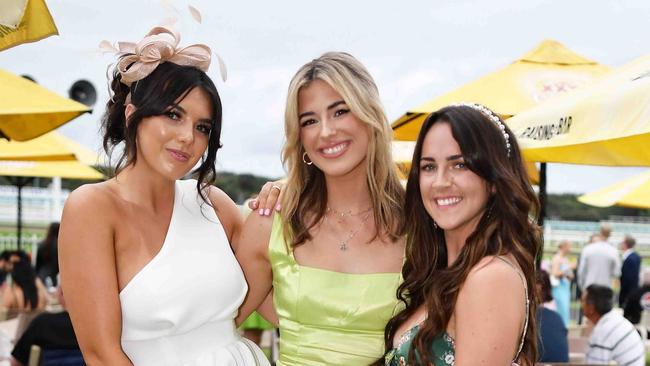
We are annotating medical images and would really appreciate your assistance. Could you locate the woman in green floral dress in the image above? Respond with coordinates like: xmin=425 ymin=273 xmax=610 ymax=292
xmin=375 ymin=104 xmax=541 ymax=366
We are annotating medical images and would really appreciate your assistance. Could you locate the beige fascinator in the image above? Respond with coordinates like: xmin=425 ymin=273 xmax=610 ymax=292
xmin=100 ymin=17 xmax=227 ymax=86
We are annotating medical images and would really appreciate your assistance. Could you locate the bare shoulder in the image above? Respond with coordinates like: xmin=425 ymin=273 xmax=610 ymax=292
xmin=60 ymin=181 xmax=120 ymax=249
xmin=63 ymin=181 xmax=118 ymax=221
xmin=463 ymin=255 xmax=525 ymax=293
xmin=206 ymin=185 xmax=242 ymax=243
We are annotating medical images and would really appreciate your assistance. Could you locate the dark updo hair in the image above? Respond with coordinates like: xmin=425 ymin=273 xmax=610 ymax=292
xmin=102 ymin=59 xmax=223 ymax=202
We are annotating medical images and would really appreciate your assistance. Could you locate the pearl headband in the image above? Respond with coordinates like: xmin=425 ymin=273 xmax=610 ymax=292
xmin=453 ymin=102 xmax=512 ymax=157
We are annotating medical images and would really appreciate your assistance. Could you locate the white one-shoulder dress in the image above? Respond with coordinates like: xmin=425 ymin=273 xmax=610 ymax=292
xmin=119 ymin=179 xmax=269 ymax=366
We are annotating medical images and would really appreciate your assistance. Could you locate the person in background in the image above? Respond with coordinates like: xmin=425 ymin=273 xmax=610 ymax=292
xmin=578 ymin=225 xmax=621 ymax=291
xmin=550 ymin=240 xmax=573 ymax=326
xmin=583 ymin=284 xmax=645 ymax=365
xmin=574 ymin=233 xmax=603 ymax=325
xmin=1 ymin=259 xmax=47 ymax=312
xmin=0 ymin=251 xmax=11 ymax=286
xmin=35 ymin=222 xmax=60 ymax=287
xmin=10 ymin=286 xmax=80 ymax=366
xmin=536 ymin=270 xmax=568 ymax=363
xmin=619 ymin=235 xmax=641 ymax=307
xmin=7 ymin=251 xmax=28 ymax=269
xmin=624 ymin=268 xmax=650 ymax=326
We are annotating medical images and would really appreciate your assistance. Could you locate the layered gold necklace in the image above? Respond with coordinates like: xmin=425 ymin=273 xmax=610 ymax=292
xmin=325 ymin=206 xmax=373 ymax=251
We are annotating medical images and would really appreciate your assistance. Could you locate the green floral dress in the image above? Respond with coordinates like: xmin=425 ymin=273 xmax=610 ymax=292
xmin=384 ymin=324 xmax=455 ymax=366
xmin=385 ymin=257 xmax=529 ymax=366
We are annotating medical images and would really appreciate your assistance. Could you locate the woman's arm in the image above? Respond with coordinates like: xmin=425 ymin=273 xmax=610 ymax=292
xmin=1 ymin=283 xmax=14 ymax=310
xmin=58 ymin=186 xmax=133 ymax=366
xmin=207 ymin=184 xmax=278 ymax=326
xmin=233 ymin=212 xmax=274 ymax=326
xmin=256 ymin=290 xmax=278 ymax=326
xmin=35 ymin=278 xmax=48 ymax=310
xmin=551 ymin=255 xmax=564 ymax=279
xmin=453 ymin=257 xmax=527 ymax=366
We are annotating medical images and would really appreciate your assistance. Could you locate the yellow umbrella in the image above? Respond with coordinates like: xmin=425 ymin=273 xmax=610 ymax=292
xmin=508 ymin=54 xmax=650 ymax=166
xmin=0 ymin=0 xmax=58 ymax=51
xmin=578 ymin=170 xmax=650 ymax=209
xmin=392 ymin=40 xmax=611 ymax=141
xmin=0 ymin=69 xmax=90 ymax=141
xmin=0 ymin=160 xmax=103 ymax=180
xmin=392 ymin=141 xmax=540 ymax=184
xmin=0 ymin=131 xmax=102 ymax=246
xmin=0 ymin=131 xmax=98 ymax=162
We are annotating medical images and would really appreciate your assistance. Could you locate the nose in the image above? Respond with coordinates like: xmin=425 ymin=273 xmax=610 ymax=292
xmin=176 ymin=120 xmax=194 ymax=144
xmin=432 ymin=168 xmax=452 ymax=189
xmin=319 ymin=117 xmax=337 ymax=138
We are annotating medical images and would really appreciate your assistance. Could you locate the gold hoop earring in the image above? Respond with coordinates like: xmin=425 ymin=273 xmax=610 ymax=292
xmin=302 ymin=152 xmax=313 ymax=165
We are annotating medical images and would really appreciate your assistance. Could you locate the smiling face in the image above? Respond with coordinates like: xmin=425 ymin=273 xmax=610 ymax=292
xmin=130 ymin=87 xmax=213 ymax=181
xmin=298 ymin=79 xmax=369 ymax=178
xmin=419 ymin=122 xmax=491 ymax=241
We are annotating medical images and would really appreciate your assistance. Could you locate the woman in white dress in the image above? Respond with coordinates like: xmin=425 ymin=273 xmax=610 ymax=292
xmin=59 ymin=26 xmax=269 ymax=366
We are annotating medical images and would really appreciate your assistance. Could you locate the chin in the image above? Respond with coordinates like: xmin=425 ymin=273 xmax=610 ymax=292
xmin=320 ymin=158 xmax=366 ymax=177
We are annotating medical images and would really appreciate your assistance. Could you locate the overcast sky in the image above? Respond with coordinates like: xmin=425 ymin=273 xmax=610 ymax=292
xmin=1 ymin=0 xmax=648 ymax=193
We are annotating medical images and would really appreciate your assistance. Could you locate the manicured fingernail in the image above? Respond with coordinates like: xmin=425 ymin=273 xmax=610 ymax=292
xmin=275 ymin=204 xmax=281 ymax=211
xmin=264 ymin=208 xmax=271 ymax=216
xmin=258 ymin=209 xmax=264 ymax=215
xmin=251 ymin=200 xmax=258 ymax=209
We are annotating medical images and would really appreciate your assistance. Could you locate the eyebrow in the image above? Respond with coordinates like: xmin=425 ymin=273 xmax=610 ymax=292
xmin=170 ymin=104 xmax=213 ymax=124
xmin=419 ymin=154 xmax=464 ymax=162
xmin=298 ymin=100 xmax=347 ymax=120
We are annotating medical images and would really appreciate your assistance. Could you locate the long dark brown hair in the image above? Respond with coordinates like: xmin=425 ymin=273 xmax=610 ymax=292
xmin=377 ymin=105 xmax=541 ymax=365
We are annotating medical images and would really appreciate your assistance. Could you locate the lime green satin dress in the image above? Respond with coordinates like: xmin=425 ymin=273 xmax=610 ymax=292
xmin=269 ymin=214 xmax=403 ymax=365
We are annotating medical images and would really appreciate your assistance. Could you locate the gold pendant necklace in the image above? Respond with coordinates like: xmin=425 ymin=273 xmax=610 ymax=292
xmin=330 ymin=210 xmax=372 ymax=251
xmin=327 ymin=206 xmax=372 ymax=224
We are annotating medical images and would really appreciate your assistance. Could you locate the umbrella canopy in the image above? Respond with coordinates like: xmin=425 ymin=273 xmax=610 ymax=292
xmin=0 ymin=69 xmax=90 ymax=141
xmin=391 ymin=141 xmax=540 ymax=184
xmin=507 ymin=54 xmax=650 ymax=166
xmin=392 ymin=40 xmax=611 ymax=141
xmin=0 ymin=130 xmax=98 ymax=162
xmin=578 ymin=170 xmax=650 ymax=209
xmin=0 ymin=0 xmax=58 ymax=51
xmin=0 ymin=160 xmax=103 ymax=180
xmin=0 ymin=132 xmax=103 ymax=248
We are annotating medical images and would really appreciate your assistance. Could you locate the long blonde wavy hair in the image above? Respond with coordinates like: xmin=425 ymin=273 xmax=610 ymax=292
xmin=280 ymin=52 xmax=404 ymax=247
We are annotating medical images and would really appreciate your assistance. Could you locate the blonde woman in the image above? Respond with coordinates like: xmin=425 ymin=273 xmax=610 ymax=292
xmin=551 ymin=240 xmax=574 ymax=326
xmin=235 ymin=52 xmax=405 ymax=365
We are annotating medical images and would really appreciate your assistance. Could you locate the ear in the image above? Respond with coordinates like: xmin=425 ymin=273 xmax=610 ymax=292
xmin=124 ymin=103 xmax=136 ymax=127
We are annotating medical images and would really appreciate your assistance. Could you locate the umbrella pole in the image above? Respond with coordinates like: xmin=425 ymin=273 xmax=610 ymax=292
xmin=13 ymin=177 xmax=34 ymax=251
xmin=17 ymin=178 xmax=24 ymax=250
xmin=537 ymin=163 xmax=547 ymax=269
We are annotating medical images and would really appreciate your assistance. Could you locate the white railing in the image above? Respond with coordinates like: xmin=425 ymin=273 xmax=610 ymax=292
xmin=543 ymin=219 xmax=650 ymax=249
xmin=0 ymin=185 xmax=69 ymax=225
xmin=0 ymin=233 xmax=42 ymax=262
